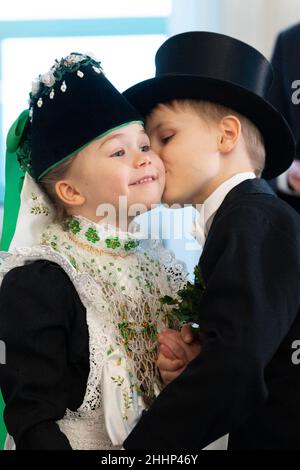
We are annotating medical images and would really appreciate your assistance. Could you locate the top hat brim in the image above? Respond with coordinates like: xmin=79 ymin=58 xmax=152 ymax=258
xmin=124 ymin=75 xmax=295 ymax=180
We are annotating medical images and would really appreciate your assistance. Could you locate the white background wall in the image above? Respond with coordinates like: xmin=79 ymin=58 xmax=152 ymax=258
xmin=169 ymin=0 xmax=300 ymax=58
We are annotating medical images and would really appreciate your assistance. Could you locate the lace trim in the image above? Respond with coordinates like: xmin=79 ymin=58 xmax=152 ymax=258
xmin=0 ymin=246 xmax=109 ymax=415
xmin=139 ymin=238 xmax=187 ymax=296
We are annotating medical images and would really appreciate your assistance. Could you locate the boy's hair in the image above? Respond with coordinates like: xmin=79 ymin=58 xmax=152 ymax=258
xmin=161 ymin=99 xmax=266 ymax=177
xmin=39 ymin=153 xmax=78 ymax=223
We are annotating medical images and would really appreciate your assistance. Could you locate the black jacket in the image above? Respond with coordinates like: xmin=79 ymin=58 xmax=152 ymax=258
xmin=268 ymin=23 xmax=300 ymax=212
xmin=123 ymin=178 xmax=300 ymax=450
xmin=0 ymin=260 xmax=89 ymax=449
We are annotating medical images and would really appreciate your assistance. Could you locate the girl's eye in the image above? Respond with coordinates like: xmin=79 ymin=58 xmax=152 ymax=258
xmin=140 ymin=145 xmax=150 ymax=152
xmin=161 ymin=135 xmax=174 ymax=144
xmin=111 ymin=149 xmax=125 ymax=157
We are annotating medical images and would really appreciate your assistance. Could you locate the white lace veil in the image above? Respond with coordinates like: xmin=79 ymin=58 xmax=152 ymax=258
xmin=8 ymin=172 xmax=55 ymax=251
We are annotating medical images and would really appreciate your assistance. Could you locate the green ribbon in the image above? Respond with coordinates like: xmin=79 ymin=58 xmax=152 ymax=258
xmin=0 ymin=110 xmax=29 ymax=251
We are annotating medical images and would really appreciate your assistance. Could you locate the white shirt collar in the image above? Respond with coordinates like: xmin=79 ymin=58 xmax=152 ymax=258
xmin=191 ymin=172 xmax=256 ymax=247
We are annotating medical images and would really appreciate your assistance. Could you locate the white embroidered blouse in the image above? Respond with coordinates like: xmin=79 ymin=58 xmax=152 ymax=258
xmin=0 ymin=214 xmax=187 ymax=450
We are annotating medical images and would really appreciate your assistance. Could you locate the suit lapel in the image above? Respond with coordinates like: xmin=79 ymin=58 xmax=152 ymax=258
xmin=210 ymin=178 xmax=276 ymax=230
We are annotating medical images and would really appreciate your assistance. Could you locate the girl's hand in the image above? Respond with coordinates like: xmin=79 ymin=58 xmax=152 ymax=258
xmin=157 ymin=327 xmax=201 ymax=385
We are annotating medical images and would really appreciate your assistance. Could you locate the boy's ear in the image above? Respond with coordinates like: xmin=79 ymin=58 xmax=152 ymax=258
xmin=55 ymin=180 xmax=86 ymax=207
xmin=217 ymin=115 xmax=241 ymax=154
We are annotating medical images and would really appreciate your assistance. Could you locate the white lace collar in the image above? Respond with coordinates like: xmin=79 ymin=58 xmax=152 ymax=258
xmin=62 ymin=215 xmax=141 ymax=257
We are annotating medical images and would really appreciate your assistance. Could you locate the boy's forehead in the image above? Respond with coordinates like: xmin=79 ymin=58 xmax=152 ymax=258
xmin=146 ymin=105 xmax=177 ymax=130
xmin=146 ymin=103 xmax=196 ymax=133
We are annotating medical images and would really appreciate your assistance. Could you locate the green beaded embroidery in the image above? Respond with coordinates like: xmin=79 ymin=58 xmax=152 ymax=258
xmin=68 ymin=256 xmax=79 ymax=270
xmin=50 ymin=241 xmax=58 ymax=250
xmin=85 ymin=227 xmax=100 ymax=243
xmin=122 ymin=390 xmax=133 ymax=420
xmin=68 ymin=218 xmax=82 ymax=235
xmin=124 ymin=240 xmax=140 ymax=251
xmin=30 ymin=193 xmax=50 ymax=216
xmin=111 ymin=376 xmax=125 ymax=387
xmin=105 ymin=236 xmax=121 ymax=249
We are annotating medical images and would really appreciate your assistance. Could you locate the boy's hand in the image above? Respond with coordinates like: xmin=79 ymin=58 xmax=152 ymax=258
xmin=157 ymin=326 xmax=201 ymax=385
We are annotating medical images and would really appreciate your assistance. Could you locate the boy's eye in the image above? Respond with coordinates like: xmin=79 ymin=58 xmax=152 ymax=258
xmin=161 ymin=135 xmax=174 ymax=144
xmin=141 ymin=145 xmax=150 ymax=152
xmin=111 ymin=149 xmax=125 ymax=157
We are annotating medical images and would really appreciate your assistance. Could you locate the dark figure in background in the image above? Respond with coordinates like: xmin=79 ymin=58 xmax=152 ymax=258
xmin=268 ymin=23 xmax=300 ymax=212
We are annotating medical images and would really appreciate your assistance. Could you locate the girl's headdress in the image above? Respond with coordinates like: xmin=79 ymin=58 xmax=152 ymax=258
xmin=1 ymin=53 xmax=143 ymax=250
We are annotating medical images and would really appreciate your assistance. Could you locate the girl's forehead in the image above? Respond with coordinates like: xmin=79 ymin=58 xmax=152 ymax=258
xmin=95 ymin=123 xmax=146 ymax=146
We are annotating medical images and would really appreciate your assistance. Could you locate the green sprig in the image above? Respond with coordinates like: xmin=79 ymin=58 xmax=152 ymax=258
xmin=160 ymin=265 xmax=205 ymax=326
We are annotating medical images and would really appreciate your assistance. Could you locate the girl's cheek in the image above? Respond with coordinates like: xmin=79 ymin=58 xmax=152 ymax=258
xmin=112 ymin=173 xmax=130 ymax=193
xmin=159 ymin=160 xmax=166 ymax=179
xmin=151 ymin=153 xmax=165 ymax=172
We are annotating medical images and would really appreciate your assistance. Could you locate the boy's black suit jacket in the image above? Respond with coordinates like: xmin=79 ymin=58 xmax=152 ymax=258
xmin=124 ymin=178 xmax=300 ymax=450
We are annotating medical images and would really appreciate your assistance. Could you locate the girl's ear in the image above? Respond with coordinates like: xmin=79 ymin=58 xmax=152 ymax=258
xmin=217 ymin=115 xmax=241 ymax=153
xmin=55 ymin=180 xmax=86 ymax=207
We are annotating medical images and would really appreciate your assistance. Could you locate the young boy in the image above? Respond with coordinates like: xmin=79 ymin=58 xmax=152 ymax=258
xmin=122 ymin=32 xmax=300 ymax=450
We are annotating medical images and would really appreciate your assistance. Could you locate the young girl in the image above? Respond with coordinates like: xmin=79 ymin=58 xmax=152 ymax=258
xmin=0 ymin=53 xmax=187 ymax=450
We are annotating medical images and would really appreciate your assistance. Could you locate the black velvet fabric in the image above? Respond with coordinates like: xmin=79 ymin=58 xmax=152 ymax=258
xmin=30 ymin=63 xmax=142 ymax=179
xmin=0 ymin=260 xmax=89 ymax=449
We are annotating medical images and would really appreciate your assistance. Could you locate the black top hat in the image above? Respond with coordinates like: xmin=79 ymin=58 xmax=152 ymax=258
xmin=13 ymin=53 xmax=143 ymax=180
xmin=124 ymin=32 xmax=295 ymax=179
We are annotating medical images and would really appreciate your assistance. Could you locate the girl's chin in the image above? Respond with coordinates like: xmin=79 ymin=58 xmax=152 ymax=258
xmin=130 ymin=190 xmax=163 ymax=207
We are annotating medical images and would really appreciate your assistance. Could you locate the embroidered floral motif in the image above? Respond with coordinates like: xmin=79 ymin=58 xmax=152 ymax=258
xmin=50 ymin=241 xmax=58 ymax=250
xmin=68 ymin=255 xmax=79 ymax=270
xmin=85 ymin=228 xmax=100 ymax=244
xmin=30 ymin=192 xmax=50 ymax=216
xmin=105 ymin=236 xmax=121 ymax=249
xmin=124 ymin=240 xmax=140 ymax=251
xmin=110 ymin=375 xmax=135 ymax=421
xmin=65 ymin=216 xmax=141 ymax=257
xmin=68 ymin=218 xmax=82 ymax=235
xmin=122 ymin=390 xmax=133 ymax=421
xmin=111 ymin=376 xmax=125 ymax=387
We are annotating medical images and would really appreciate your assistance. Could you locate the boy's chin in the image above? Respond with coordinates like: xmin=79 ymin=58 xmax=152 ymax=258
xmin=162 ymin=189 xmax=186 ymax=207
